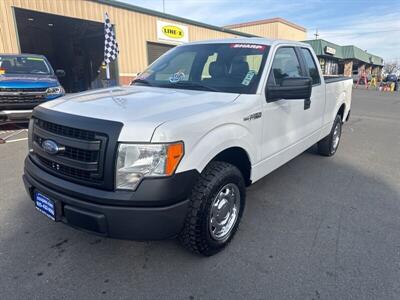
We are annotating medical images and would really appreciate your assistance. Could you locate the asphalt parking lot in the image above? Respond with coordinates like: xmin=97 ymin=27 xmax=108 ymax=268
xmin=0 ymin=88 xmax=399 ymax=299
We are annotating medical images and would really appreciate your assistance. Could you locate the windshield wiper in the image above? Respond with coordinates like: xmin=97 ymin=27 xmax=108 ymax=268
xmin=164 ymin=81 xmax=221 ymax=92
xmin=132 ymin=78 xmax=153 ymax=86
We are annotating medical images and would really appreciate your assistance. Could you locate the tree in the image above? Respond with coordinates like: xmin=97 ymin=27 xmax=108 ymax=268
xmin=383 ymin=60 xmax=400 ymax=75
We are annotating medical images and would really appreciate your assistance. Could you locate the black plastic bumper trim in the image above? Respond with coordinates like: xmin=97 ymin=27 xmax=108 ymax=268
xmin=23 ymin=173 xmax=191 ymax=240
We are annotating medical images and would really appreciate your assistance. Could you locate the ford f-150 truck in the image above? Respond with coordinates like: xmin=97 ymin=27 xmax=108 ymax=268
xmin=0 ymin=54 xmax=65 ymax=124
xmin=23 ymin=38 xmax=352 ymax=256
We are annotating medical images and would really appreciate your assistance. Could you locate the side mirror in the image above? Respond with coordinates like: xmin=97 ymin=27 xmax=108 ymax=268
xmin=55 ymin=69 xmax=66 ymax=78
xmin=266 ymin=77 xmax=312 ymax=102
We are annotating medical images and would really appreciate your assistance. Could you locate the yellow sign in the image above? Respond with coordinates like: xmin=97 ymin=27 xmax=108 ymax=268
xmin=157 ymin=20 xmax=189 ymax=44
xmin=162 ymin=25 xmax=184 ymax=39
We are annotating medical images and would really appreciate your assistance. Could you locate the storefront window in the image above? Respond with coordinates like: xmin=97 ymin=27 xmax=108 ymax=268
xmin=324 ymin=58 xmax=339 ymax=75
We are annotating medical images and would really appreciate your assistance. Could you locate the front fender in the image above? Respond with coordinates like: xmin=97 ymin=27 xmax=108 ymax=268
xmin=176 ymin=123 xmax=257 ymax=174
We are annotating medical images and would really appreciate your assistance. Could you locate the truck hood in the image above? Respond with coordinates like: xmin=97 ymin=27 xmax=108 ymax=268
xmin=0 ymin=74 xmax=59 ymax=89
xmin=40 ymin=86 xmax=239 ymax=141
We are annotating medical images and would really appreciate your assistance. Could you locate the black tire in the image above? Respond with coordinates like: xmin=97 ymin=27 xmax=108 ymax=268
xmin=179 ymin=161 xmax=246 ymax=256
xmin=318 ymin=114 xmax=343 ymax=156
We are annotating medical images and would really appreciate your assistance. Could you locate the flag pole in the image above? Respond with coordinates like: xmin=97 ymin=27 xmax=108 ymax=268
xmin=104 ymin=12 xmax=118 ymax=86
xmin=106 ymin=63 xmax=110 ymax=80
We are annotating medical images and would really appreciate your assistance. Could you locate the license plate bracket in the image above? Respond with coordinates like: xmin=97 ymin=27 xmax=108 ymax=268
xmin=34 ymin=191 xmax=60 ymax=221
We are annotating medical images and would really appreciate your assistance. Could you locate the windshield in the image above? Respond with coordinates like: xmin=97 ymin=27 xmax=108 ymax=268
xmin=0 ymin=55 xmax=52 ymax=75
xmin=134 ymin=43 xmax=270 ymax=94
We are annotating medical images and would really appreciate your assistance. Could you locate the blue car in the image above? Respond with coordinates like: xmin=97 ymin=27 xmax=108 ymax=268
xmin=0 ymin=54 xmax=65 ymax=124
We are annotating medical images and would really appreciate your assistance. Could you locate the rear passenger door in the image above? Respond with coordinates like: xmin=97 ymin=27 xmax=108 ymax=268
xmin=298 ymin=47 xmax=325 ymax=136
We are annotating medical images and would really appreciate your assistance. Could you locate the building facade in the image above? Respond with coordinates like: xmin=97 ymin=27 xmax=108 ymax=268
xmin=224 ymin=18 xmax=307 ymax=41
xmin=0 ymin=0 xmax=306 ymax=92
xmin=303 ymin=39 xmax=383 ymax=78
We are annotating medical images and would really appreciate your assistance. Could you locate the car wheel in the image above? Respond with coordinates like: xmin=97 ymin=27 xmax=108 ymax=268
xmin=179 ymin=161 xmax=246 ymax=256
xmin=318 ymin=114 xmax=343 ymax=156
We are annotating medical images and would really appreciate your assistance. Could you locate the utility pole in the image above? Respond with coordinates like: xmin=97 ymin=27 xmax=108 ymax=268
xmin=314 ymin=29 xmax=319 ymax=40
xmin=163 ymin=0 xmax=165 ymax=13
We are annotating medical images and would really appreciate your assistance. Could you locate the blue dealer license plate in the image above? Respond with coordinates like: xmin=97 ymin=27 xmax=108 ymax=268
xmin=35 ymin=192 xmax=56 ymax=221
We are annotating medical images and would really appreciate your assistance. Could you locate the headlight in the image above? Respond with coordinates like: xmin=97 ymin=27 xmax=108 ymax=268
xmin=46 ymin=86 xmax=64 ymax=95
xmin=116 ymin=142 xmax=184 ymax=190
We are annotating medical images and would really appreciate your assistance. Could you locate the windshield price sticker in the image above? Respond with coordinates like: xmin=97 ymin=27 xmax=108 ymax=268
xmin=230 ymin=44 xmax=266 ymax=51
xmin=242 ymin=70 xmax=256 ymax=86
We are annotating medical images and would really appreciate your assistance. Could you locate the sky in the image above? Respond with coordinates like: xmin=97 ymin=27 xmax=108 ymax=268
xmin=121 ymin=0 xmax=400 ymax=62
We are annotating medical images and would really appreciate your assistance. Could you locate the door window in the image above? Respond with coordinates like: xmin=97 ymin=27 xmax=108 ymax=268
xmin=300 ymin=48 xmax=321 ymax=85
xmin=268 ymin=47 xmax=302 ymax=85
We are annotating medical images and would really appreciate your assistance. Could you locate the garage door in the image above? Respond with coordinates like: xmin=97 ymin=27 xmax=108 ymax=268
xmin=147 ymin=42 xmax=175 ymax=65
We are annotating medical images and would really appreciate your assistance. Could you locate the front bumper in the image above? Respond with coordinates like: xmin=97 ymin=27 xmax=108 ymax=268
xmin=0 ymin=109 xmax=32 ymax=123
xmin=23 ymin=157 xmax=199 ymax=240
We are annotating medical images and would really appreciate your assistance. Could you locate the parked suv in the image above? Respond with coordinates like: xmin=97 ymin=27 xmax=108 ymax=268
xmin=385 ymin=74 xmax=398 ymax=91
xmin=0 ymin=54 xmax=65 ymax=124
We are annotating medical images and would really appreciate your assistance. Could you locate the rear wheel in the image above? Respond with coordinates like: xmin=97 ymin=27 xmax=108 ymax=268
xmin=318 ymin=114 xmax=342 ymax=156
xmin=179 ymin=161 xmax=246 ymax=256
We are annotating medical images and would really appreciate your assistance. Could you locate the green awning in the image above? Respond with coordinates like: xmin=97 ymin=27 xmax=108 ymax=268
xmin=303 ymin=39 xmax=383 ymax=66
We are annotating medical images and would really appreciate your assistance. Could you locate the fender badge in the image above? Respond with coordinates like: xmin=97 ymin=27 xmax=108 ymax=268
xmin=243 ymin=112 xmax=262 ymax=121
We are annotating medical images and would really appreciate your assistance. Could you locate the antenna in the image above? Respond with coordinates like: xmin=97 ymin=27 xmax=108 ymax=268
xmin=314 ymin=29 xmax=319 ymax=40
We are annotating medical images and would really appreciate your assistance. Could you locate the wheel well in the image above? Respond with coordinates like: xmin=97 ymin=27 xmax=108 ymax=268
xmin=212 ymin=147 xmax=252 ymax=186
xmin=337 ymin=104 xmax=346 ymax=121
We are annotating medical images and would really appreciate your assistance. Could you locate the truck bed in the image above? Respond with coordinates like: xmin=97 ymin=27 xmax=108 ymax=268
xmin=324 ymin=76 xmax=352 ymax=83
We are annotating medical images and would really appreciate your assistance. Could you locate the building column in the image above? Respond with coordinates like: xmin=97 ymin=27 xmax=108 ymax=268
xmin=372 ymin=66 xmax=381 ymax=76
xmin=365 ymin=65 xmax=372 ymax=75
xmin=344 ymin=60 xmax=353 ymax=77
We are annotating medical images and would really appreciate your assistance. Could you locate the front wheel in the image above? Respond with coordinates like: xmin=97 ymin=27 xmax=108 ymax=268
xmin=179 ymin=161 xmax=246 ymax=256
xmin=318 ymin=114 xmax=343 ymax=156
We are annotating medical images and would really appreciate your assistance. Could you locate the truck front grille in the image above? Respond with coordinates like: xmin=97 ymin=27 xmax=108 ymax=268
xmin=29 ymin=108 xmax=123 ymax=190
xmin=31 ymin=118 xmax=107 ymax=187
xmin=0 ymin=87 xmax=47 ymax=92
xmin=36 ymin=119 xmax=96 ymax=141
xmin=37 ymin=156 xmax=94 ymax=181
xmin=0 ymin=87 xmax=47 ymax=104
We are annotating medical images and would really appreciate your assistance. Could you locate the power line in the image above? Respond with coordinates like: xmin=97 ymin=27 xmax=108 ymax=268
xmin=311 ymin=29 xmax=400 ymax=37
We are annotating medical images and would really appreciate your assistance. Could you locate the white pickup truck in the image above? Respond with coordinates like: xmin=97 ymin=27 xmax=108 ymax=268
xmin=23 ymin=38 xmax=352 ymax=256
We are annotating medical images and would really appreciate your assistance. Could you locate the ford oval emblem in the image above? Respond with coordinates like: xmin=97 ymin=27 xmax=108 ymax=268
xmin=42 ymin=140 xmax=61 ymax=155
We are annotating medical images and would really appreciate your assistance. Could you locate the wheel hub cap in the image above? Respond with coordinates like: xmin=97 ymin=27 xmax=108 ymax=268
xmin=209 ymin=183 xmax=240 ymax=241
xmin=332 ymin=122 xmax=341 ymax=150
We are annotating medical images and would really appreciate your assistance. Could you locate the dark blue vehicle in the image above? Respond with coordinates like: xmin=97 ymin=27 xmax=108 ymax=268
xmin=0 ymin=54 xmax=65 ymax=124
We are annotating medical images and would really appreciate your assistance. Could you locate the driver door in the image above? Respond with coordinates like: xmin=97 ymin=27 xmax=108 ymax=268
xmin=261 ymin=46 xmax=324 ymax=163
xmin=261 ymin=46 xmax=308 ymax=161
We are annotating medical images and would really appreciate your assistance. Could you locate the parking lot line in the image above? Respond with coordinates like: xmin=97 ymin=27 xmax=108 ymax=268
xmin=2 ymin=137 xmax=28 ymax=143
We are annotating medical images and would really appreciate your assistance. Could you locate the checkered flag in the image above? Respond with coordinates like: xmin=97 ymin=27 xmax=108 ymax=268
xmin=104 ymin=12 xmax=119 ymax=64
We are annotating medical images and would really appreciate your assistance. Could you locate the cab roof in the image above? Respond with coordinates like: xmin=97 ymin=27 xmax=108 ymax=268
xmin=182 ymin=37 xmax=310 ymax=48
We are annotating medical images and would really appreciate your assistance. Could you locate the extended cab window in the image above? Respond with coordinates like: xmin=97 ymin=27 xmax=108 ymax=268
xmin=268 ymin=47 xmax=302 ymax=85
xmin=135 ymin=43 xmax=270 ymax=94
xmin=300 ymin=48 xmax=321 ymax=85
